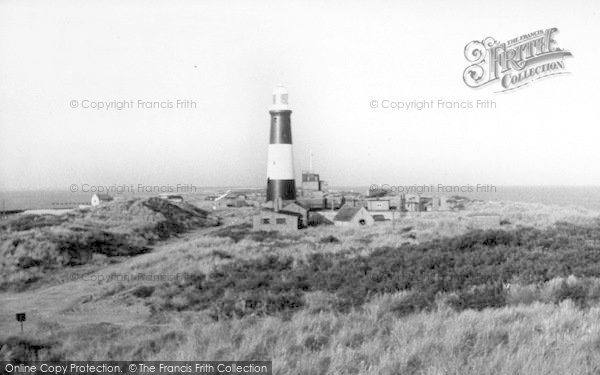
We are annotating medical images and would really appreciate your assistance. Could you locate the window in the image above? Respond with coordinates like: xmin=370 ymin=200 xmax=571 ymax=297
xmin=359 ymin=219 xmax=366 ymax=226
xmin=262 ymin=218 xmax=270 ymax=224
xmin=276 ymin=218 xmax=286 ymax=225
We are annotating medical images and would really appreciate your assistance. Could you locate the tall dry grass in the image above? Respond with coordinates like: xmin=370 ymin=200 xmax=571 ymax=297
xmin=3 ymin=199 xmax=600 ymax=373
xmin=141 ymin=300 xmax=600 ymax=374
xmin=12 ymin=297 xmax=600 ymax=374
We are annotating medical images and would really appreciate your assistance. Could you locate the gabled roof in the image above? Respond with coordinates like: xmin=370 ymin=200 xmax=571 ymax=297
xmin=309 ymin=212 xmax=334 ymax=225
xmin=263 ymin=200 xmax=307 ymax=211
xmin=283 ymin=201 xmax=308 ymax=211
xmin=260 ymin=208 xmax=302 ymax=217
xmin=333 ymin=206 xmax=364 ymax=222
xmin=94 ymin=194 xmax=113 ymax=201
xmin=162 ymin=194 xmax=183 ymax=200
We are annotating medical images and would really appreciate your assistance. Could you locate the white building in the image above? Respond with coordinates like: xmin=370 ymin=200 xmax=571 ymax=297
xmin=367 ymin=199 xmax=390 ymax=211
xmin=159 ymin=193 xmax=184 ymax=203
xmin=91 ymin=193 xmax=114 ymax=206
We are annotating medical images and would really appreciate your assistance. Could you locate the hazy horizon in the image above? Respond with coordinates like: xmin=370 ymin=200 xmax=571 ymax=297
xmin=4 ymin=184 xmax=600 ymax=193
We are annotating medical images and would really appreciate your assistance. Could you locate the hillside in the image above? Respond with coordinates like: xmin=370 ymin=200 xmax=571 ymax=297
xmin=1 ymin=200 xmax=600 ymax=374
xmin=0 ymin=197 xmax=220 ymax=291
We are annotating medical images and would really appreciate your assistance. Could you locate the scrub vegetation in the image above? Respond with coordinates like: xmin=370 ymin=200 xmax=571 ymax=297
xmin=0 ymin=198 xmax=220 ymax=291
xmin=1 ymin=199 xmax=600 ymax=374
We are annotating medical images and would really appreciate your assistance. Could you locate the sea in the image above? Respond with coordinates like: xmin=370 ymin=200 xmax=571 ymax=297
xmin=1 ymin=186 xmax=600 ymax=212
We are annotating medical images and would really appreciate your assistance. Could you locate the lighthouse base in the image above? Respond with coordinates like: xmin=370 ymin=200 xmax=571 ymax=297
xmin=266 ymin=179 xmax=296 ymax=202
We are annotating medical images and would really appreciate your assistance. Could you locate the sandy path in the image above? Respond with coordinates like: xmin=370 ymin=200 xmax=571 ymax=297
xmin=0 ymin=227 xmax=218 ymax=338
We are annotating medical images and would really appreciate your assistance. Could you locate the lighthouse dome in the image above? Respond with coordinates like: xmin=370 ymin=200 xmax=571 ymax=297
xmin=271 ymin=86 xmax=290 ymax=110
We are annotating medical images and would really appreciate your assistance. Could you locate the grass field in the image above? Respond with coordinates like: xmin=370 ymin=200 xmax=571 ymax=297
xmin=1 ymin=198 xmax=600 ymax=374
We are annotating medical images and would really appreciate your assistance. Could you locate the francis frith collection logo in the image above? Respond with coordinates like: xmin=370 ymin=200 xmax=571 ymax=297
xmin=463 ymin=28 xmax=572 ymax=92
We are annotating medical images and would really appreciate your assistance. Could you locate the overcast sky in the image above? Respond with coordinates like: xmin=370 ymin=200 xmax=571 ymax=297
xmin=1 ymin=0 xmax=599 ymax=190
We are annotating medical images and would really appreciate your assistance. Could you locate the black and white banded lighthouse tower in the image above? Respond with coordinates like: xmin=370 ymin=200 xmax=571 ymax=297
xmin=266 ymin=86 xmax=296 ymax=203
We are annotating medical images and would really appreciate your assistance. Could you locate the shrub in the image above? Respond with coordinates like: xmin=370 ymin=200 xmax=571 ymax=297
xmin=303 ymin=334 xmax=329 ymax=352
xmin=0 ymin=337 xmax=62 ymax=361
xmin=506 ymin=284 xmax=539 ymax=306
xmin=319 ymin=235 xmax=340 ymax=244
xmin=210 ymin=224 xmax=300 ymax=244
xmin=131 ymin=285 xmax=155 ymax=298
xmin=304 ymin=291 xmax=339 ymax=314
xmin=447 ymin=283 xmax=506 ymax=311
xmin=375 ymin=291 xmax=435 ymax=318
xmin=554 ymin=280 xmax=588 ymax=308
xmin=210 ymin=250 xmax=233 ymax=259
xmin=146 ymin=221 xmax=600 ymax=318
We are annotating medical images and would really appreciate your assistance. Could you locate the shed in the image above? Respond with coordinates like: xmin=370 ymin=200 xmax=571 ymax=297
xmin=282 ymin=202 xmax=309 ymax=227
xmin=367 ymin=199 xmax=390 ymax=211
xmin=252 ymin=208 xmax=302 ymax=231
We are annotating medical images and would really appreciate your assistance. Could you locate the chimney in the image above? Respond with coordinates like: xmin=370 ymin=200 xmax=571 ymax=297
xmin=275 ymin=197 xmax=282 ymax=212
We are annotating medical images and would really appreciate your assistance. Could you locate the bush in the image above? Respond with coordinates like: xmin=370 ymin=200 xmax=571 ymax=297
xmin=446 ymin=283 xmax=506 ymax=311
xmin=146 ymin=221 xmax=600 ymax=318
xmin=210 ymin=249 xmax=233 ymax=259
xmin=506 ymin=276 xmax=600 ymax=309
xmin=303 ymin=334 xmax=329 ymax=352
xmin=149 ymin=256 xmax=308 ymax=319
xmin=319 ymin=235 xmax=340 ymax=244
xmin=211 ymin=224 xmax=300 ymax=244
xmin=375 ymin=291 xmax=435 ymax=318
xmin=0 ymin=337 xmax=62 ymax=361
xmin=304 ymin=291 xmax=339 ymax=314
xmin=131 ymin=285 xmax=155 ymax=298
xmin=553 ymin=279 xmax=588 ymax=308
xmin=506 ymin=284 xmax=539 ymax=306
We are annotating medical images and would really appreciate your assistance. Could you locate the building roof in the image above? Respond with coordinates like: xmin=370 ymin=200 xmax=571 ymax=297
xmin=260 ymin=208 xmax=302 ymax=217
xmin=308 ymin=212 xmax=334 ymax=225
xmin=163 ymin=194 xmax=184 ymax=200
xmin=94 ymin=194 xmax=113 ymax=201
xmin=333 ymin=206 xmax=364 ymax=222
xmin=283 ymin=201 xmax=308 ymax=211
xmin=225 ymin=192 xmax=247 ymax=199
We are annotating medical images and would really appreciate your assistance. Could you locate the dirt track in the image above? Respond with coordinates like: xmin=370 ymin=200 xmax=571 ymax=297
xmin=0 ymin=227 xmax=218 ymax=338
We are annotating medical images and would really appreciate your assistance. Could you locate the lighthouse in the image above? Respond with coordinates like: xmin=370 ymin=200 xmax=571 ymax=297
xmin=266 ymin=86 xmax=296 ymax=203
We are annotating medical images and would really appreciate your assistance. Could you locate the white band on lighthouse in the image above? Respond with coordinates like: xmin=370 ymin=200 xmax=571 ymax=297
xmin=267 ymin=144 xmax=294 ymax=180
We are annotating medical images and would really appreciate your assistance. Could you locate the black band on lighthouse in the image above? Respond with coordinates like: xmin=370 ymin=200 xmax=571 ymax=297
xmin=267 ymin=179 xmax=296 ymax=201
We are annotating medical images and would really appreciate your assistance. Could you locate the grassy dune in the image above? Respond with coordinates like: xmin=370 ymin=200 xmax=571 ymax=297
xmin=0 ymin=198 xmax=220 ymax=291
xmin=1 ymin=199 xmax=600 ymax=374
xmin=3 ymin=296 xmax=600 ymax=374
xmin=172 ymin=299 xmax=600 ymax=375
